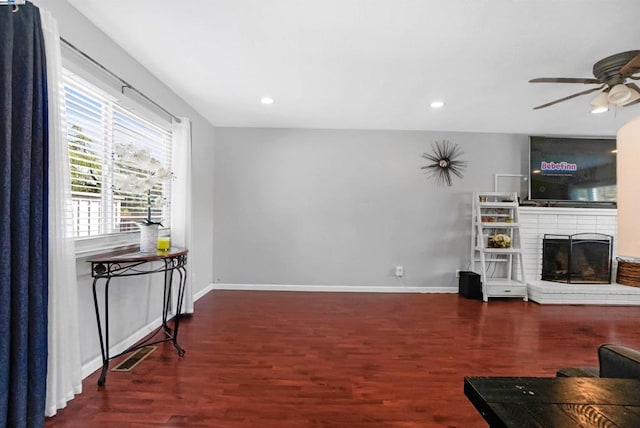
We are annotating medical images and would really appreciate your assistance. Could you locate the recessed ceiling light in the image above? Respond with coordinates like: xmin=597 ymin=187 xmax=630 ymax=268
xmin=430 ymin=101 xmax=445 ymax=109
xmin=261 ymin=96 xmax=275 ymax=105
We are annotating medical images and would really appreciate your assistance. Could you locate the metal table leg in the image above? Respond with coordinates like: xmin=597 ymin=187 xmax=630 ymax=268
xmin=92 ymin=276 xmax=111 ymax=387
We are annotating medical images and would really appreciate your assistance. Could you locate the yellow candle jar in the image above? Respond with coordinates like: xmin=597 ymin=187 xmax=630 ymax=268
xmin=157 ymin=236 xmax=171 ymax=251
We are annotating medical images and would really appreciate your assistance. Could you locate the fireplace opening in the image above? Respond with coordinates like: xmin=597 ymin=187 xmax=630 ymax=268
xmin=542 ymin=233 xmax=613 ymax=284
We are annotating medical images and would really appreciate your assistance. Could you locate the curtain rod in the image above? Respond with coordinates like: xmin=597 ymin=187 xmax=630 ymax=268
xmin=60 ymin=37 xmax=181 ymax=123
xmin=1 ymin=0 xmax=22 ymax=13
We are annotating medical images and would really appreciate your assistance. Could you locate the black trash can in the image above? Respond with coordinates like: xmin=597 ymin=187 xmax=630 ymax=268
xmin=459 ymin=271 xmax=482 ymax=299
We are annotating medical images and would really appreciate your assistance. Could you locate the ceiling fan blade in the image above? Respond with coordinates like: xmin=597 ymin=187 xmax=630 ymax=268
xmin=533 ymin=85 xmax=605 ymax=110
xmin=529 ymin=77 xmax=601 ymax=84
xmin=619 ymin=53 xmax=640 ymax=76
xmin=627 ymin=82 xmax=640 ymax=92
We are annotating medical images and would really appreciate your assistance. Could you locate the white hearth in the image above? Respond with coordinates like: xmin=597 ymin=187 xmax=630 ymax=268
xmin=527 ymin=281 xmax=640 ymax=305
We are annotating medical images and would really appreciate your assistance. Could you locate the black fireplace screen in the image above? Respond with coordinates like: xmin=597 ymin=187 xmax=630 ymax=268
xmin=542 ymin=233 xmax=613 ymax=284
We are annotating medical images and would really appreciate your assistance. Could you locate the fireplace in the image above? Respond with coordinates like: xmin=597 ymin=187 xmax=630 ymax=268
xmin=542 ymin=233 xmax=613 ymax=284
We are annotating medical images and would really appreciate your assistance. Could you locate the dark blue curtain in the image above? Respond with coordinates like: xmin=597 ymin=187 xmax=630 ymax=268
xmin=0 ymin=2 xmax=49 ymax=427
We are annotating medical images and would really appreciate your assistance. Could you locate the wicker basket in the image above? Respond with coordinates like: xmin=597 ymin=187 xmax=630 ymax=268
xmin=616 ymin=259 xmax=640 ymax=287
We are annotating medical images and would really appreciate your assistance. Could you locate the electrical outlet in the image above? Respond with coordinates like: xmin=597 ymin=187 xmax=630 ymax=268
xmin=395 ymin=266 xmax=404 ymax=277
xmin=455 ymin=269 xmax=461 ymax=278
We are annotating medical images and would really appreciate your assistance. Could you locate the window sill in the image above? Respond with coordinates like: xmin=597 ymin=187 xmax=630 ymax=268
xmin=74 ymin=230 xmax=170 ymax=260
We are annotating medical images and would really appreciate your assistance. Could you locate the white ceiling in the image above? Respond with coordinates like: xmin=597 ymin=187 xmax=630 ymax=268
xmin=67 ymin=0 xmax=640 ymax=136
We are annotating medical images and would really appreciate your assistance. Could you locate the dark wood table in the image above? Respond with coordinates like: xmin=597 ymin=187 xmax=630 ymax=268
xmin=464 ymin=376 xmax=640 ymax=427
xmin=87 ymin=247 xmax=188 ymax=386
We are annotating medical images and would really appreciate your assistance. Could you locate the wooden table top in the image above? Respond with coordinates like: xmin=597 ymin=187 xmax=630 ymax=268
xmin=86 ymin=247 xmax=188 ymax=263
xmin=464 ymin=376 xmax=640 ymax=427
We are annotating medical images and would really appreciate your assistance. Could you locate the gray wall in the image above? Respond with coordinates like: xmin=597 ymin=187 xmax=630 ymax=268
xmin=213 ymin=128 xmax=528 ymax=288
xmin=34 ymin=0 xmax=528 ymax=373
xmin=36 ymin=0 xmax=216 ymax=371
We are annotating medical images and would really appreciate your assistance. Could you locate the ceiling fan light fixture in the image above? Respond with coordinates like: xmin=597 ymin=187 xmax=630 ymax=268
xmin=608 ymin=84 xmax=632 ymax=105
xmin=590 ymin=92 xmax=609 ymax=114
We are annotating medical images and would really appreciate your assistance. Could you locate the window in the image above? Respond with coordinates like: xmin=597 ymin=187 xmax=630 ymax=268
xmin=64 ymin=71 xmax=173 ymax=239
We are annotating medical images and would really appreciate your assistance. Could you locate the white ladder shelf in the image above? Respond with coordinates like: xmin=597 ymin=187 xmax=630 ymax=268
xmin=471 ymin=192 xmax=528 ymax=302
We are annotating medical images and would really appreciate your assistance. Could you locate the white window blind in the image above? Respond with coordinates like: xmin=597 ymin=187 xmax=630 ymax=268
xmin=64 ymin=71 xmax=173 ymax=239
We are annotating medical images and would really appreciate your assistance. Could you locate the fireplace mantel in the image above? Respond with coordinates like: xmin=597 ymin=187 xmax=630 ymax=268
xmin=519 ymin=206 xmax=617 ymax=217
xmin=518 ymin=206 xmax=640 ymax=305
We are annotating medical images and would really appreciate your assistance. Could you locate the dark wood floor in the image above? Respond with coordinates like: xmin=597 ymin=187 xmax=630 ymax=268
xmin=46 ymin=291 xmax=640 ymax=427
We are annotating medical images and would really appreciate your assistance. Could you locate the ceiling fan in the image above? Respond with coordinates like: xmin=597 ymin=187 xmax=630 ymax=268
xmin=529 ymin=50 xmax=640 ymax=112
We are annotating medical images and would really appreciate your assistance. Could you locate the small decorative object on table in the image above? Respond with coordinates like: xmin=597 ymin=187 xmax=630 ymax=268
xmin=139 ymin=223 xmax=159 ymax=252
xmin=489 ymin=233 xmax=511 ymax=248
xmin=157 ymin=236 xmax=171 ymax=251
xmin=113 ymin=143 xmax=173 ymax=252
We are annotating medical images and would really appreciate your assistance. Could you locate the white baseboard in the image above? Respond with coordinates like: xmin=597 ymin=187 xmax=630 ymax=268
xmin=194 ymin=283 xmax=215 ymax=301
xmin=210 ymin=283 xmax=458 ymax=294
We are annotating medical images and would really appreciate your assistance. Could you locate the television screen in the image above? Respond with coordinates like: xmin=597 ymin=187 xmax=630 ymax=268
xmin=529 ymin=136 xmax=617 ymax=202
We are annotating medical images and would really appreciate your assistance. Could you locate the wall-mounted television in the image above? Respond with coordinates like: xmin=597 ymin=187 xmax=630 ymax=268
xmin=529 ymin=136 xmax=617 ymax=203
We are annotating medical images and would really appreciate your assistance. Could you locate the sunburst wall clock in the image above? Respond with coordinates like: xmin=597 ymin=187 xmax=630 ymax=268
xmin=421 ymin=140 xmax=467 ymax=187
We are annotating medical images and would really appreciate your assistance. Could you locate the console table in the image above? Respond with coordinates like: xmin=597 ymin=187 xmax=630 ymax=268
xmin=464 ymin=376 xmax=640 ymax=427
xmin=87 ymin=247 xmax=189 ymax=386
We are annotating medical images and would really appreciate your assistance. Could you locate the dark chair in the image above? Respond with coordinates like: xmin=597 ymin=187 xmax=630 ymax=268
xmin=556 ymin=344 xmax=640 ymax=379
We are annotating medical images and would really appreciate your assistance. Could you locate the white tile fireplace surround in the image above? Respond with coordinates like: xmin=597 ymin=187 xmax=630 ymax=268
xmin=519 ymin=207 xmax=640 ymax=305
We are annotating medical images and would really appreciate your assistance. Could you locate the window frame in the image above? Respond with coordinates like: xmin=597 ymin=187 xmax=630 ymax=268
xmin=62 ymin=69 xmax=173 ymax=257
